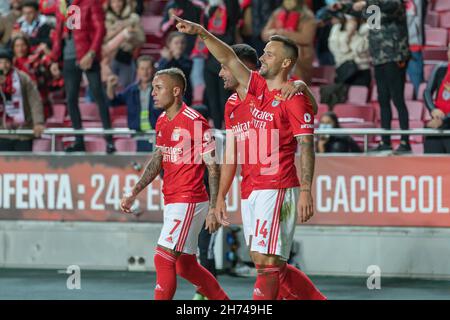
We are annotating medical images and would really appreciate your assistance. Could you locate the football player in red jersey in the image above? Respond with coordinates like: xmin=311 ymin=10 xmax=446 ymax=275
xmin=175 ymin=16 xmax=326 ymax=300
xmin=120 ymin=68 xmax=229 ymax=300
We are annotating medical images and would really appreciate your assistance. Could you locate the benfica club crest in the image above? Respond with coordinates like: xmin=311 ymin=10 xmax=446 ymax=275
xmin=272 ymin=94 xmax=285 ymax=107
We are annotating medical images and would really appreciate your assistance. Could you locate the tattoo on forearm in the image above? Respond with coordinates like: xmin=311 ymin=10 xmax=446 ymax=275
xmin=297 ymin=135 xmax=315 ymax=189
xmin=206 ymin=161 xmax=221 ymax=209
xmin=132 ymin=148 xmax=162 ymax=196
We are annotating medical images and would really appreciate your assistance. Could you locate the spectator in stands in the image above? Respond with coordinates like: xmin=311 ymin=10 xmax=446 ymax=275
xmin=102 ymin=0 xmax=145 ymax=88
xmin=13 ymin=0 xmax=53 ymax=52
xmin=406 ymin=0 xmax=427 ymax=100
xmin=262 ymin=0 xmax=317 ymax=84
xmin=352 ymin=0 xmax=411 ymax=153
xmin=247 ymin=0 xmax=282 ymax=56
xmin=328 ymin=13 xmax=371 ymax=87
xmin=423 ymin=45 xmax=450 ymax=154
xmin=160 ymin=0 xmax=206 ymax=56
xmin=11 ymin=34 xmax=55 ymax=119
xmin=0 ymin=0 xmax=23 ymax=46
xmin=0 ymin=48 xmax=45 ymax=151
xmin=106 ymin=55 xmax=162 ymax=152
xmin=317 ymin=111 xmax=361 ymax=153
xmin=50 ymin=0 xmax=115 ymax=153
xmin=203 ymin=0 xmax=241 ymax=129
xmin=157 ymin=32 xmax=193 ymax=105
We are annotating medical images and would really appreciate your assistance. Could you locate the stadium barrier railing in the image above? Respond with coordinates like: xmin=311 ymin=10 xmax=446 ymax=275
xmin=0 ymin=128 xmax=449 ymax=153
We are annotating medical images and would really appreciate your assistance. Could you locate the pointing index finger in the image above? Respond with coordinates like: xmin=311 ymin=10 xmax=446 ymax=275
xmin=172 ymin=14 xmax=183 ymax=23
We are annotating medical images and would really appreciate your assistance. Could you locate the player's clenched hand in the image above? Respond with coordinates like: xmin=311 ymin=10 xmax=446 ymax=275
xmin=120 ymin=194 xmax=136 ymax=214
xmin=173 ymin=15 xmax=203 ymax=35
xmin=298 ymin=191 xmax=314 ymax=223
xmin=205 ymin=209 xmax=221 ymax=233
xmin=281 ymin=80 xmax=306 ymax=100
xmin=215 ymin=197 xmax=230 ymax=226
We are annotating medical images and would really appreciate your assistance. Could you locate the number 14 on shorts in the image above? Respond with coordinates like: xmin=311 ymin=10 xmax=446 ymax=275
xmin=255 ymin=219 xmax=268 ymax=238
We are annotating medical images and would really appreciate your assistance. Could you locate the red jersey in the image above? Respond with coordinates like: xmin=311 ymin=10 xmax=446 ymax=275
xmin=155 ymin=104 xmax=215 ymax=205
xmin=247 ymin=71 xmax=314 ymax=190
xmin=224 ymin=92 xmax=258 ymax=199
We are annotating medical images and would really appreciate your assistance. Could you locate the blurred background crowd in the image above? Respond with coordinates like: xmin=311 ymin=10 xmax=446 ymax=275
xmin=0 ymin=0 xmax=449 ymax=154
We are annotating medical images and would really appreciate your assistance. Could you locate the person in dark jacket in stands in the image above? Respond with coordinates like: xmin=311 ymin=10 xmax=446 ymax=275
xmin=423 ymin=45 xmax=450 ymax=154
xmin=351 ymin=0 xmax=412 ymax=154
xmin=107 ymin=55 xmax=162 ymax=152
xmin=157 ymin=32 xmax=193 ymax=105
xmin=317 ymin=111 xmax=362 ymax=153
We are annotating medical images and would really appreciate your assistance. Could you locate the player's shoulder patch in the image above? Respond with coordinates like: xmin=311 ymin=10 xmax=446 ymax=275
xmin=182 ymin=107 xmax=200 ymax=121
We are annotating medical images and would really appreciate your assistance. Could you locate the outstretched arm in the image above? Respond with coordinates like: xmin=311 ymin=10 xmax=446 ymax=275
xmin=296 ymin=135 xmax=315 ymax=223
xmin=120 ymin=148 xmax=163 ymax=213
xmin=173 ymin=15 xmax=251 ymax=88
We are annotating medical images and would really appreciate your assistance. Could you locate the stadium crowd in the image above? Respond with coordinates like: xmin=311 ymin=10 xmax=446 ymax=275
xmin=0 ymin=0 xmax=448 ymax=153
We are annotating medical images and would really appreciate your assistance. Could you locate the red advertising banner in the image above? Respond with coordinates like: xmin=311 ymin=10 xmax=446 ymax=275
xmin=0 ymin=155 xmax=449 ymax=227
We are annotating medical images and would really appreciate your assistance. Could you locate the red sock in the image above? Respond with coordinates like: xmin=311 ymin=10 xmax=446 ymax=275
xmin=176 ymin=254 xmax=229 ymax=300
xmin=278 ymin=263 xmax=327 ymax=300
xmin=253 ymin=264 xmax=280 ymax=300
xmin=153 ymin=248 xmax=178 ymax=300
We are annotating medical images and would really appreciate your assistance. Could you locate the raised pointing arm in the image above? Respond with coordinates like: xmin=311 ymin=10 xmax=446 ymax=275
xmin=173 ymin=15 xmax=251 ymax=88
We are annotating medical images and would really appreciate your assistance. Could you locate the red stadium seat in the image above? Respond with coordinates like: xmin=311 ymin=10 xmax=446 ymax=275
xmin=347 ymin=86 xmax=369 ymax=105
xmin=439 ymin=11 xmax=450 ymax=28
xmin=424 ymin=64 xmax=436 ymax=81
xmin=33 ymin=139 xmax=51 ymax=152
xmin=426 ymin=10 xmax=440 ymax=27
xmin=435 ymin=0 xmax=450 ymax=12
xmin=80 ymin=103 xmax=101 ymax=121
xmin=314 ymin=103 xmax=329 ymax=124
xmin=333 ymin=104 xmax=375 ymax=122
xmin=423 ymin=47 xmax=448 ymax=61
xmin=425 ymin=28 xmax=448 ymax=46
xmin=81 ymin=121 xmax=103 ymax=128
xmin=310 ymin=86 xmax=321 ymax=102
xmin=417 ymin=82 xmax=427 ymax=101
xmin=406 ymin=101 xmax=426 ymax=120
xmin=141 ymin=15 xmax=164 ymax=34
xmin=411 ymin=143 xmax=424 ymax=154
xmin=32 ymin=138 xmax=64 ymax=152
xmin=147 ymin=0 xmax=167 ymax=16
xmin=84 ymin=139 xmax=107 ymax=153
xmin=404 ymin=82 xmax=415 ymax=100
xmin=112 ymin=117 xmax=128 ymax=128
xmin=115 ymin=138 xmax=137 ymax=153
xmin=109 ymin=105 xmax=127 ymax=118
xmin=46 ymin=103 xmax=66 ymax=126
xmin=312 ymin=66 xmax=336 ymax=85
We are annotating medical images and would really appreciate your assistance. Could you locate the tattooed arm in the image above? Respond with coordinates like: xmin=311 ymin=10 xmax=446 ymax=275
xmin=120 ymin=148 xmax=163 ymax=213
xmin=297 ymin=135 xmax=315 ymax=223
xmin=203 ymin=150 xmax=221 ymax=233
